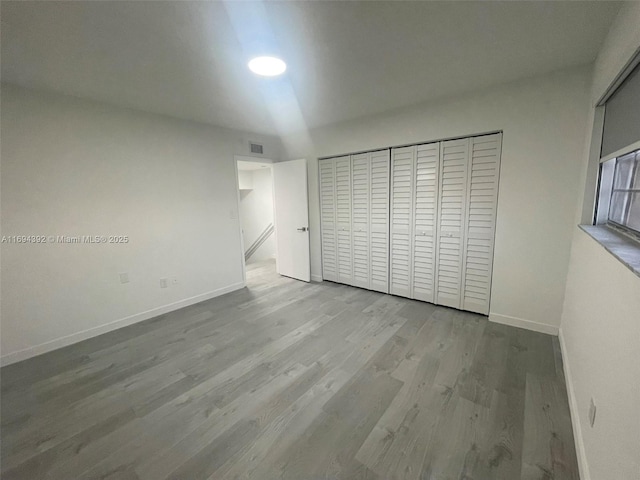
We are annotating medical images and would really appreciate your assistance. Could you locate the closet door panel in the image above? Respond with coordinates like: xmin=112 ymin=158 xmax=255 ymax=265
xmin=320 ymin=133 xmax=499 ymax=316
xmin=335 ymin=156 xmax=353 ymax=285
xmin=390 ymin=146 xmax=415 ymax=297
xmin=412 ymin=143 xmax=440 ymax=302
xmin=370 ymin=150 xmax=390 ymax=293
xmin=319 ymin=159 xmax=337 ymax=282
xmin=462 ymin=134 xmax=501 ymax=314
xmin=435 ymin=138 xmax=469 ymax=309
xmin=351 ymin=153 xmax=370 ymax=289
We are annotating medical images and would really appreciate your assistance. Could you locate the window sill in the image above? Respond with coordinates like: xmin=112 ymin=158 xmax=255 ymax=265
xmin=579 ymin=225 xmax=640 ymax=278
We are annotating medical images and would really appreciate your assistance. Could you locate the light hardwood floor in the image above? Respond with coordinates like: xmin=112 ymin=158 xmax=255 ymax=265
xmin=1 ymin=259 xmax=579 ymax=479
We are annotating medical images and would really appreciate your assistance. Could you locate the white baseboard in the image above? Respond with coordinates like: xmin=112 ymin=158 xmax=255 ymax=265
xmin=559 ymin=328 xmax=591 ymax=480
xmin=311 ymin=274 xmax=323 ymax=282
xmin=489 ymin=312 xmax=559 ymax=336
xmin=0 ymin=282 xmax=245 ymax=367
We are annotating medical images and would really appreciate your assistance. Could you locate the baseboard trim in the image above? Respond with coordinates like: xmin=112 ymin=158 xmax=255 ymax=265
xmin=0 ymin=282 xmax=245 ymax=367
xmin=311 ymin=274 xmax=323 ymax=282
xmin=489 ymin=312 xmax=559 ymax=336
xmin=559 ymin=328 xmax=591 ymax=480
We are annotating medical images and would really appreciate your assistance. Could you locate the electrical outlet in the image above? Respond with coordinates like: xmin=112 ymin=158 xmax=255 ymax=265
xmin=119 ymin=272 xmax=129 ymax=284
xmin=160 ymin=278 xmax=168 ymax=289
xmin=589 ymin=398 xmax=597 ymax=427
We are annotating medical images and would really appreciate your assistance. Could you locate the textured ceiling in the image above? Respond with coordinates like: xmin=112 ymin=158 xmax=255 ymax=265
xmin=1 ymin=1 xmax=621 ymax=135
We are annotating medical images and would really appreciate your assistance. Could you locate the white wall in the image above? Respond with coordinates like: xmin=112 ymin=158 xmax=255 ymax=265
xmin=0 ymin=84 xmax=282 ymax=365
xmin=590 ymin=2 xmax=640 ymax=106
xmin=574 ymin=1 xmax=640 ymax=227
xmin=239 ymin=167 xmax=276 ymax=263
xmin=237 ymin=170 xmax=254 ymax=190
xmin=282 ymin=66 xmax=592 ymax=333
xmin=560 ymin=230 xmax=640 ymax=480
xmin=560 ymin=3 xmax=640 ymax=479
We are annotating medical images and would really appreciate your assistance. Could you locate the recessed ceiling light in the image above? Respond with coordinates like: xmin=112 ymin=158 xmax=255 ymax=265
xmin=248 ymin=56 xmax=286 ymax=77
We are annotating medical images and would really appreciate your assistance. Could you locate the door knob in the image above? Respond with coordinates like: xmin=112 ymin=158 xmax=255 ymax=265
xmin=297 ymin=227 xmax=308 ymax=232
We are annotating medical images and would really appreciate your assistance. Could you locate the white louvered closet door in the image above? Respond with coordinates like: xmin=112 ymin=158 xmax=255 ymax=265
xmin=390 ymin=146 xmax=415 ymax=298
xmin=435 ymin=138 xmax=470 ymax=309
xmin=412 ymin=143 xmax=440 ymax=302
xmin=319 ymin=134 xmax=500 ymax=316
xmin=369 ymin=150 xmax=390 ymax=293
xmin=335 ymin=156 xmax=353 ymax=285
xmin=351 ymin=153 xmax=370 ymax=289
xmin=461 ymin=134 xmax=502 ymax=314
xmin=319 ymin=158 xmax=337 ymax=282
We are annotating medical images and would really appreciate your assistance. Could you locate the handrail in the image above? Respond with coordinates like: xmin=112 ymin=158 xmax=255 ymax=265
xmin=245 ymin=223 xmax=274 ymax=261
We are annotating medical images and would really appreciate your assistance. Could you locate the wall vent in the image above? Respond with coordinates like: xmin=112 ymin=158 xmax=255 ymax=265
xmin=250 ymin=142 xmax=264 ymax=155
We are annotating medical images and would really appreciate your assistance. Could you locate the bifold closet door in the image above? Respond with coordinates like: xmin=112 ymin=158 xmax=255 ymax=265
xmin=412 ymin=143 xmax=440 ymax=302
xmin=351 ymin=153 xmax=370 ymax=289
xmin=390 ymin=144 xmax=439 ymax=301
xmin=321 ymin=134 xmax=500 ymax=314
xmin=369 ymin=150 xmax=390 ymax=293
xmin=320 ymin=155 xmax=353 ymax=285
xmin=461 ymin=133 xmax=502 ymax=314
xmin=320 ymin=151 xmax=389 ymax=291
xmin=435 ymin=138 xmax=470 ymax=309
xmin=335 ymin=156 xmax=353 ymax=285
xmin=319 ymin=158 xmax=338 ymax=282
xmin=390 ymin=146 xmax=414 ymax=297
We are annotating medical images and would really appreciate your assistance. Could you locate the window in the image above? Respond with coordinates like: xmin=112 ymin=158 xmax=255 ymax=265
xmin=589 ymin=55 xmax=640 ymax=276
xmin=600 ymin=63 xmax=640 ymax=158
xmin=595 ymin=56 xmax=640 ymax=240
xmin=608 ymin=149 xmax=640 ymax=234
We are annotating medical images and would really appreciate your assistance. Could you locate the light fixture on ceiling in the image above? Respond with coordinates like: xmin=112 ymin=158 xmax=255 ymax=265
xmin=248 ymin=56 xmax=286 ymax=77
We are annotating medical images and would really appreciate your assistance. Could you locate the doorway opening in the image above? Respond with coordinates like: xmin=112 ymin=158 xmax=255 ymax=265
xmin=235 ymin=156 xmax=311 ymax=287
xmin=236 ymin=157 xmax=277 ymax=286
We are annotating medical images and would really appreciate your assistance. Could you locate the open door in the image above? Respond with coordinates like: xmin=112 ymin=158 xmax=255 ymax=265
xmin=272 ymin=159 xmax=311 ymax=282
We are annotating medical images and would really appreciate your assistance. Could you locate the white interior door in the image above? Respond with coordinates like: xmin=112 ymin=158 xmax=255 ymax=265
xmin=273 ymin=159 xmax=311 ymax=282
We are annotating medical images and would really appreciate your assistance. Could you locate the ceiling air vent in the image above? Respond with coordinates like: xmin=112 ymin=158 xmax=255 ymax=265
xmin=250 ymin=142 xmax=264 ymax=155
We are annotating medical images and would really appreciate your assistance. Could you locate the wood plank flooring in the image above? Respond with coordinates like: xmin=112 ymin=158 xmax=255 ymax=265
xmin=1 ymin=259 xmax=579 ymax=479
